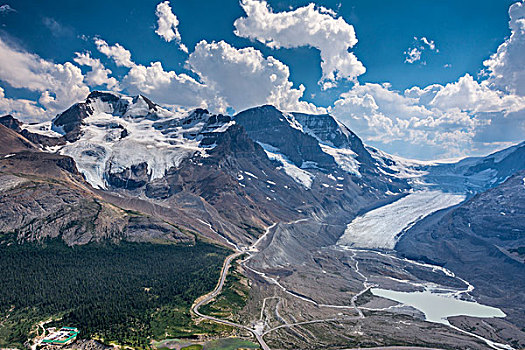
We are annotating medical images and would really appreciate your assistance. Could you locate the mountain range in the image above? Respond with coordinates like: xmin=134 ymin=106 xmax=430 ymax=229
xmin=0 ymin=91 xmax=523 ymax=349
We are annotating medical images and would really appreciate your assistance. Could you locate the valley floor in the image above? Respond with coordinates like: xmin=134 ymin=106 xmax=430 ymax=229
xmin=198 ymin=200 xmax=524 ymax=350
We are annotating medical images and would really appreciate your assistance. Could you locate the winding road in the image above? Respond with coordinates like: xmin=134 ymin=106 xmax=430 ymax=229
xmin=191 ymin=250 xmax=271 ymax=350
xmin=191 ymin=219 xmax=364 ymax=350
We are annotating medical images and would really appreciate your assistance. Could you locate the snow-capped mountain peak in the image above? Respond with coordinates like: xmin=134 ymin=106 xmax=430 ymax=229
xmin=234 ymin=105 xmax=369 ymax=177
xmin=368 ymin=141 xmax=525 ymax=193
xmin=5 ymin=93 xmax=413 ymax=194
xmin=52 ymin=92 xmax=235 ymax=189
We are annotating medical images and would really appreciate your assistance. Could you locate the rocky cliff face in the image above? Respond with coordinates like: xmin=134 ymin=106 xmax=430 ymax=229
xmin=291 ymin=112 xmax=375 ymax=166
xmin=0 ymin=115 xmax=65 ymax=147
xmin=235 ymin=106 xmax=336 ymax=170
xmin=0 ymin=115 xmax=23 ymax=132
xmin=234 ymin=106 xmax=407 ymax=193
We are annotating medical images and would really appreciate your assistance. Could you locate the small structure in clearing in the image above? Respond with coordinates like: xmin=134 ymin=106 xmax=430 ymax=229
xmin=42 ymin=327 xmax=79 ymax=346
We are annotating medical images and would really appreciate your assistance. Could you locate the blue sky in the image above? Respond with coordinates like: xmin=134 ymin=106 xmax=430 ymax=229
xmin=0 ymin=0 xmax=524 ymax=159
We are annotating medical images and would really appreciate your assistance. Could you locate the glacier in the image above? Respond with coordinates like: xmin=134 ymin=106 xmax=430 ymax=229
xmin=58 ymin=95 xmax=214 ymax=189
xmin=337 ymin=190 xmax=465 ymax=249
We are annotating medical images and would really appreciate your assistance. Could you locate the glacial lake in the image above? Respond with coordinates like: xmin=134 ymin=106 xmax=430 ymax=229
xmin=370 ymin=288 xmax=506 ymax=325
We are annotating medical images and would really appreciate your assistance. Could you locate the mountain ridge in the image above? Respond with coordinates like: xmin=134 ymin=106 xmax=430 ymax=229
xmin=1 ymin=91 xmax=412 ymax=246
xmin=2 ymin=91 xmax=524 ymax=248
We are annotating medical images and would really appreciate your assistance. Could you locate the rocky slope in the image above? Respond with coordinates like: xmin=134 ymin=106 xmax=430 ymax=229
xmin=0 ymin=128 xmax=192 ymax=246
xmin=0 ymin=123 xmax=36 ymax=154
xmin=396 ymin=171 xmax=525 ymax=327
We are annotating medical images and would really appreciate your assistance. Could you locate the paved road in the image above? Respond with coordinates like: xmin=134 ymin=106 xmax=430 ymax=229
xmin=191 ymin=251 xmax=271 ymax=350
xmin=191 ymin=219 xmax=367 ymax=350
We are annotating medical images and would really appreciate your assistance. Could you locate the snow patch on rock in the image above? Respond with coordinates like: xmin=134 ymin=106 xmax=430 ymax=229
xmin=21 ymin=121 xmax=63 ymax=138
xmin=320 ymin=144 xmax=360 ymax=176
xmin=258 ymin=141 xmax=314 ymax=189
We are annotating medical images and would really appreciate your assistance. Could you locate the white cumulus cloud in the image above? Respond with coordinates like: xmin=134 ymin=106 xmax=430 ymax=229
xmin=420 ymin=37 xmax=436 ymax=51
xmin=234 ymin=0 xmax=365 ymax=89
xmin=123 ymin=61 xmax=208 ymax=107
xmin=404 ymin=47 xmax=422 ymax=64
xmin=95 ymin=39 xmax=207 ymax=108
xmin=187 ymin=40 xmax=323 ymax=113
xmin=155 ymin=1 xmax=188 ymax=53
xmin=95 ymin=38 xmax=322 ymax=114
xmin=94 ymin=38 xmax=134 ymax=68
xmin=0 ymin=4 xmax=15 ymax=14
xmin=484 ymin=0 xmax=525 ymax=96
xmin=0 ymin=37 xmax=89 ymax=116
xmin=429 ymin=74 xmax=525 ymax=113
xmin=404 ymin=37 xmax=438 ymax=64
xmin=74 ymin=52 xmax=120 ymax=91
xmin=0 ymin=86 xmax=46 ymax=121
xmin=330 ymin=75 xmax=525 ymax=159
